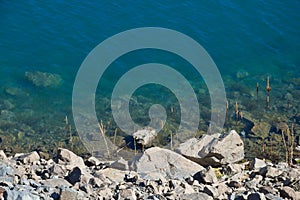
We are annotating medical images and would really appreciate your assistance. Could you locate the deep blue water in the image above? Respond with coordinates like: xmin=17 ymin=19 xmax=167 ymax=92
xmin=0 ymin=1 xmax=300 ymax=151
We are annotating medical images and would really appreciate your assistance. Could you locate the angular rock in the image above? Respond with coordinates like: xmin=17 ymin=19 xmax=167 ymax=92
xmin=133 ymin=128 xmax=157 ymax=146
xmin=22 ymin=151 xmax=40 ymax=164
xmin=40 ymin=178 xmax=72 ymax=188
xmin=203 ymin=185 xmax=219 ymax=197
xmin=49 ymin=164 xmax=67 ymax=177
xmin=0 ymin=150 xmax=7 ymax=160
xmin=119 ymin=188 xmax=136 ymax=200
xmin=259 ymin=166 xmax=282 ymax=178
xmin=251 ymin=121 xmax=270 ymax=138
xmin=4 ymin=187 xmax=40 ymax=200
xmin=217 ymin=182 xmax=232 ymax=197
xmin=101 ymin=168 xmax=126 ymax=183
xmin=55 ymin=148 xmax=85 ymax=170
xmin=110 ymin=157 xmax=129 ymax=170
xmin=193 ymin=167 xmax=218 ymax=184
xmin=131 ymin=147 xmax=204 ymax=180
xmin=176 ymin=130 xmax=244 ymax=167
xmin=60 ymin=188 xmax=77 ymax=200
xmin=279 ymin=186 xmax=296 ymax=200
xmin=180 ymin=192 xmax=213 ymax=200
xmin=250 ymin=158 xmax=267 ymax=171
xmin=0 ymin=164 xmax=14 ymax=177
xmin=224 ymin=163 xmax=244 ymax=175
xmin=65 ymin=167 xmax=81 ymax=185
xmin=259 ymin=186 xmax=278 ymax=195
xmin=265 ymin=194 xmax=283 ymax=200
xmin=86 ymin=156 xmax=101 ymax=167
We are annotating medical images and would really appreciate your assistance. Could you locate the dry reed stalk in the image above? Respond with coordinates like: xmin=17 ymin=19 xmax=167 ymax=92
xmin=113 ymin=128 xmax=117 ymax=147
xmin=281 ymin=128 xmax=288 ymax=164
xmin=69 ymin=124 xmax=73 ymax=150
xmin=134 ymin=136 xmax=137 ymax=155
xmin=160 ymin=120 xmax=165 ymax=130
xmin=266 ymin=95 xmax=270 ymax=108
xmin=289 ymin=124 xmax=294 ymax=165
xmin=98 ymin=120 xmax=110 ymax=159
xmin=235 ymin=101 xmax=239 ymax=122
xmin=256 ymin=82 xmax=259 ymax=100
xmin=170 ymin=131 xmax=173 ymax=150
xmin=65 ymin=115 xmax=69 ymax=133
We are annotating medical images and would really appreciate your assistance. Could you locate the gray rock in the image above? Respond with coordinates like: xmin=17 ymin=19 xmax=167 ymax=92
xmin=250 ymin=158 xmax=267 ymax=171
xmin=40 ymin=178 xmax=72 ymax=188
xmin=176 ymin=130 xmax=244 ymax=167
xmin=86 ymin=156 xmax=101 ymax=166
xmin=265 ymin=193 xmax=283 ymax=200
xmin=49 ymin=163 xmax=67 ymax=177
xmin=193 ymin=167 xmax=218 ymax=184
xmin=132 ymin=147 xmax=204 ymax=180
xmin=203 ymin=185 xmax=219 ymax=197
xmin=259 ymin=186 xmax=277 ymax=195
xmin=180 ymin=192 xmax=213 ymax=200
xmin=4 ymin=187 xmax=41 ymax=200
xmin=245 ymin=180 xmax=258 ymax=190
xmin=119 ymin=188 xmax=136 ymax=200
xmin=60 ymin=188 xmax=77 ymax=200
xmin=100 ymin=168 xmax=125 ymax=183
xmin=25 ymin=71 xmax=62 ymax=88
xmin=279 ymin=186 xmax=296 ymax=200
xmin=217 ymin=182 xmax=232 ymax=196
xmin=0 ymin=150 xmax=7 ymax=160
xmin=225 ymin=163 xmax=244 ymax=175
xmin=19 ymin=151 xmax=40 ymax=164
xmin=285 ymin=167 xmax=300 ymax=182
xmin=259 ymin=166 xmax=282 ymax=178
xmin=110 ymin=157 xmax=129 ymax=170
xmin=55 ymin=148 xmax=85 ymax=170
xmin=133 ymin=128 xmax=157 ymax=146
xmin=0 ymin=164 xmax=14 ymax=177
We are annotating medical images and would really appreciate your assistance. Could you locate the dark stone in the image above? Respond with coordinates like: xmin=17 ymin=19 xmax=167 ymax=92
xmin=65 ymin=167 xmax=81 ymax=185
xmin=124 ymin=173 xmax=138 ymax=183
xmin=227 ymin=180 xmax=242 ymax=188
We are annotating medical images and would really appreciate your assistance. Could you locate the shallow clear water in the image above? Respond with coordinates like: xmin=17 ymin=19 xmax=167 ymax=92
xmin=0 ymin=1 xmax=300 ymax=157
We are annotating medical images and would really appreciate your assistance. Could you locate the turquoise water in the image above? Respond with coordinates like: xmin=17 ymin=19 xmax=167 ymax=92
xmin=1 ymin=1 xmax=300 ymax=156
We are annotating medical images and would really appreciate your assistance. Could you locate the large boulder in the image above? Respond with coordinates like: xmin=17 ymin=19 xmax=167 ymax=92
xmin=131 ymin=147 xmax=204 ymax=180
xmin=176 ymin=130 xmax=244 ymax=167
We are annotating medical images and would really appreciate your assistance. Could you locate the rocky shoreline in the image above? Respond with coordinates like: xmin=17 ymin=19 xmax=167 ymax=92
xmin=0 ymin=130 xmax=299 ymax=200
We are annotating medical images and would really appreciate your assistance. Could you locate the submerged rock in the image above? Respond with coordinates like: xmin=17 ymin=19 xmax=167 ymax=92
xmin=25 ymin=71 xmax=62 ymax=88
xmin=236 ymin=70 xmax=249 ymax=79
xmin=176 ymin=130 xmax=244 ymax=167
xmin=4 ymin=87 xmax=28 ymax=97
